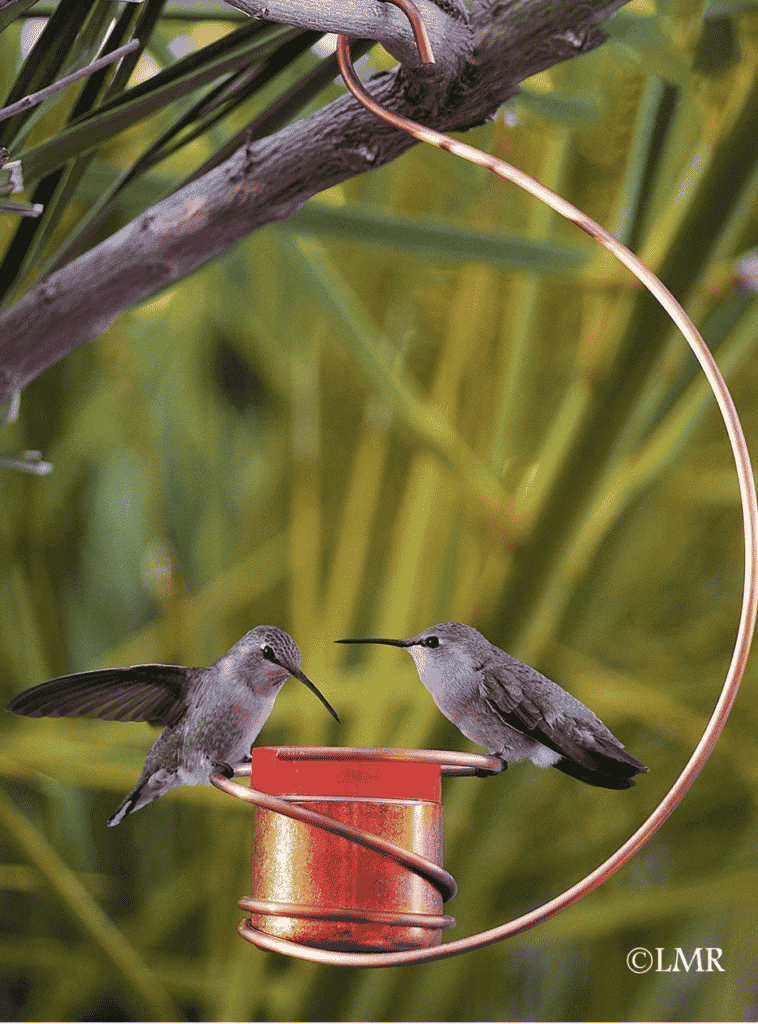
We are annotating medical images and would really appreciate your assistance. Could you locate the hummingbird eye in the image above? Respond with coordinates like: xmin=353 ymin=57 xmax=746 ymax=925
xmin=424 ymin=636 xmax=440 ymax=648
xmin=261 ymin=645 xmax=277 ymax=662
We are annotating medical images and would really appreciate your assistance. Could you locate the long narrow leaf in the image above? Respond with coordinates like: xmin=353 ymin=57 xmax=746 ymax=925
xmin=0 ymin=0 xmax=111 ymax=147
xmin=0 ymin=43 xmax=140 ymax=125
xmin=283 ymin=201 xmax=589 ymax=274
xmin=0 ymin=0 xmax=39 ymax=33
xmin=0 ymin=789 xmax=179 ymax=1019
xmin=15 ymin=22 xmax=301 ymax=185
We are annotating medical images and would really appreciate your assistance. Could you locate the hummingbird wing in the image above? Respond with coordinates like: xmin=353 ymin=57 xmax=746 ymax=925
xmin=6 ymin=665 xmax=193 ymax=728
xmin=480 ymin=661 xmax=646 ymax=786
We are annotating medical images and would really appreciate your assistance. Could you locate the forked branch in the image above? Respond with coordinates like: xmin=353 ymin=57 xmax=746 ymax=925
xmin=0 ymin=0 xmax=628 ymax=402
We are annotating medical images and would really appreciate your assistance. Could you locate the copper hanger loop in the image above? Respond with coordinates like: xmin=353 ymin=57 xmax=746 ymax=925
xmin=322 ymin=0 xmax=758 ymax=968
xmin=345 ymin=0 xmax=436 ymax=68
xmin=337 ymin=7 xmax=435 ymax=137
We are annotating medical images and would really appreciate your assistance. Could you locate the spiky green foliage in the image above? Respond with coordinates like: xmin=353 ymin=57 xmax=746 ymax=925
xmin=1 ymin=0 xmax=758 ymax=1021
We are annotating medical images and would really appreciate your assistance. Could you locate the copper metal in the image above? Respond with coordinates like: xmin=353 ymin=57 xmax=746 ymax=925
xmin=211 ymin=0 xmax=758 ymax=968
xmin=241 ymin=0 xmax=753 ymax=967
xmin=353 ymin=0 xmax=436 ymax=65
xmin=211 ymin=749 xmax=499 ymax=956
xmin=248 ymin=795 xmax=447 ymax=950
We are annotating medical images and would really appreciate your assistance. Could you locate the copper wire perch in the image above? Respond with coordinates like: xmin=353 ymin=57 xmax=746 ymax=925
xmin=211 ymin=749 xmax=497 ymax=960
xmin=213 ymin=0 xmax=758 ymax=969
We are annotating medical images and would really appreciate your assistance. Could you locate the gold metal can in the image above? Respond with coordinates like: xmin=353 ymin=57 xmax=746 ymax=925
xmin=242 ymin=748 xmax=454 ymax=952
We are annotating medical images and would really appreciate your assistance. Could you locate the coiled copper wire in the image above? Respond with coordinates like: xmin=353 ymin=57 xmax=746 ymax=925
xmin=211 ymin=748 xmax=500 ymax=957
xmin=210 ymin=0 xmax=757 ymax=968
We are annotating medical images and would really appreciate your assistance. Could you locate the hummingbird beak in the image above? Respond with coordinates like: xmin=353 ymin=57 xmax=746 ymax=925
xmin=290 ymin=667 xmax=340 ymax=723
xmin=335 ymin=637 xmax=412 ymax=648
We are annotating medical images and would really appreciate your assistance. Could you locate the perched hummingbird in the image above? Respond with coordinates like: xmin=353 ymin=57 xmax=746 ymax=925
xmin=337 ymin=622 xmax=646 ymax=789
xmin=7 ymin=626 xmax=339 ymax=825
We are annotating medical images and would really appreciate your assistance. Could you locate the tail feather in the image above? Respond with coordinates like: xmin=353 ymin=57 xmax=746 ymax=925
xmin=108 ymin=789 xmax=142 ymax=826
xmin=107 ymin=762 xmax=197 ymax=824
xmin=553 ymin=754 xmax=646 ymax=790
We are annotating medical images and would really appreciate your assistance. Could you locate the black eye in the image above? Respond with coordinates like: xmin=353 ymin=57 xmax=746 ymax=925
xmin=261 ymin=645 xmax=277 ymax=661
xmin=424 ymin=636 xmax=439 ymax=648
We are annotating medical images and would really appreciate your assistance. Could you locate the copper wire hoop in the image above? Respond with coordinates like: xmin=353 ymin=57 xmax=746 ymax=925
xmin=215 ymin=0 xmax=758 ymax=967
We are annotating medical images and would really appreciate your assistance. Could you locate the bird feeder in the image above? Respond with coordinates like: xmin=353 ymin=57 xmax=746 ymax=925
xmin=211 ymin=747 xmax=499 ymax=960
xmin=208 ymin=0 xmax=757 ymax=966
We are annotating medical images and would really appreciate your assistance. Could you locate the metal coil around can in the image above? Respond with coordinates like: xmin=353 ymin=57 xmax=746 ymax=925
xmin=210 ymin=748 xmax=501 ymax=962
xmin=206 ymin=0 xmax=758 ymax=973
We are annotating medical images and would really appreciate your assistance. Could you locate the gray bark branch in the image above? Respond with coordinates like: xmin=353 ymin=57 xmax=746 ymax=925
xmin=224 ymin=0 xmax=473 ymax=70
xmin=0 ymin=0 xmax=628 ymax=403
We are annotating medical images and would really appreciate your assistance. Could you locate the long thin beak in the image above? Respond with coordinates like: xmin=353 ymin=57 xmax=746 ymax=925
xmin=335 ymin=637 xmax=411 ymax=647
xmin=290 ymin=667 xmax=340 ymax=723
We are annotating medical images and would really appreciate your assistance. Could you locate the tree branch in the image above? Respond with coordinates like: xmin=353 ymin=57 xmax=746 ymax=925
xmin=0 ymin=0 xmax=628 ymax=403
xmin=224 ymin=0 xmax=473 ymax=70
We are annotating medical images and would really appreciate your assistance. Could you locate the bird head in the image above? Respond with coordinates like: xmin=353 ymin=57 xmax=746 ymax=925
xmin=228 ymin=626 xmax=339 ymax=721
xmin=337 ymin=622 xmax=488 ymax=690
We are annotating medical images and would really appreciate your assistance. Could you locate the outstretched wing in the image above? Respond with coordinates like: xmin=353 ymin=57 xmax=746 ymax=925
xmin=6 ymin=665 xmax=193 ymax=728
xmin=480 ymin=660 xmax=646 ymax=781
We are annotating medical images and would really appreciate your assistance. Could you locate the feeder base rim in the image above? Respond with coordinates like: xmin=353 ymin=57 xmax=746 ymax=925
xmin=239 ymin=897 xmax=455 ymax=930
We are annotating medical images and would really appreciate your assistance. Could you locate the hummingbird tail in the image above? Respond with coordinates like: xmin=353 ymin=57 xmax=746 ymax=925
xmin=107 ymin=763 xmax=201 ymax=824
xmin=107 ymin=784 xmax=150 ymax=826
xmin=107 ymin=773 xmax=162 ymax=825
xmin=552 ymin=754 xmax=646 ymax=790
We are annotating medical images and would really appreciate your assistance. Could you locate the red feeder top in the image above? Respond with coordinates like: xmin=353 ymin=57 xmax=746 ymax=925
xmin=251 ymin=747 xmax=442 ymax=802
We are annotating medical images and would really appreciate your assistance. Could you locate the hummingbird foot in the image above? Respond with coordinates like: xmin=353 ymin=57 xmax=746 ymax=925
xmin=210 ymin=760 xmax=235 ymax=778
xmin=475 ymin=756 xmax=507 ymax=778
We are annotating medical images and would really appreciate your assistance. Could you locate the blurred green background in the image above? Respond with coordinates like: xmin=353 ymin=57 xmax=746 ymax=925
xmin=1 ymin=0 xmax=758 ymax=1019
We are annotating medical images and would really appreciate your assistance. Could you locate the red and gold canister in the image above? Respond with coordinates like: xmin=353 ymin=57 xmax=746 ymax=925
xmin=240 ymin=747 xmax=455 ymax=951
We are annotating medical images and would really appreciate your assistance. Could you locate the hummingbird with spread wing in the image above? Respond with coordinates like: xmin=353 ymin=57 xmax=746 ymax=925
xmin=8 ymin=626 xmax=339 ymax=824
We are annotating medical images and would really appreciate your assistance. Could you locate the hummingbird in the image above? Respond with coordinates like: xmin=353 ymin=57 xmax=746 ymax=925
xmin=7 ymin=626 xmax=339 ymax=825
xmin=337 ymin=622 xmax=646 ymax=789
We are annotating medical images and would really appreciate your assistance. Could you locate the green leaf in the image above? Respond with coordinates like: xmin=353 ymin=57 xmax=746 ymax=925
xmin=0 ymin=0 xmax=40 ymax=34
xmin=283 ymin=202 xmax=590 ymax=274
xmin=516 ymin=86 xmax=600 ymax=126
xmin=607 ymin=12 xmax=694 ymax=87
xmin=14 ymin=22 xmax=302 ymax=185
